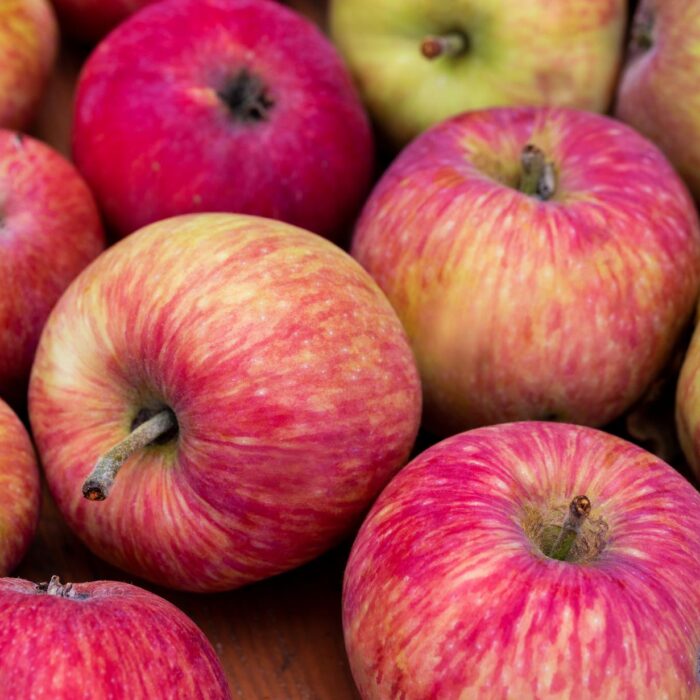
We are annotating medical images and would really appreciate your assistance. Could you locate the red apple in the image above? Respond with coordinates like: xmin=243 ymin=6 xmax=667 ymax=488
xmin=344 ymin=421 xmax=700 ymax=698
xmin=0 ymin=575 xmax=231 ymax=698
xmin=352 ymin=107 xmax=700 ymax=436
xmin=0 ymin=398 xmax=39 ymax=575
xmin=615 ymin=0 xmax=700 ymax=200
xmin=0 ymin=131 xmax=105 ymax=405
xmin=28 ymin=213 xmax=421 ymax=592
xmin=50 ymin=0 xmax=162 ymax=42
xmin=0 ymin=0 xmax=58 ymax=130
xmin=72 ymin=0 xmax=374 ymax=241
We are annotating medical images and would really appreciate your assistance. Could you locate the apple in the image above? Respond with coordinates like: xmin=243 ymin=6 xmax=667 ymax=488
xmin=615 ymin=0 xmax=700 ymax=200
xmin=0 ymin=575 xmax=232 ymax=698
xmin=72 ymin=0 xmax=374 ymax=241
xmin=344 ymin=421 xmax=700 ymax=698
xmin=28 ymin=213 xmax=422 ymax=592
xmin=329 ymin=0 xmax=627 ymax=146
xmin=50 ymin=0 xmax=162 ymax=42
xmin=675 ymin=320 xmax=700 ymax=479
xmin=0 ymin=0 xmax=58 ymax=130
xmin=0 ymin=131 xmax=105 ymax=405
xmin=351 ymin=106 xmax=700 ymax=436
xmin=0 ymin=398 xmax=39 ymax=575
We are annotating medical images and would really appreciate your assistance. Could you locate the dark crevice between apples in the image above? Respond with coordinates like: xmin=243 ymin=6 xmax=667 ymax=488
xmin=522 ymin=497 xmax=609 ymax=564
xmin=217 ymin=69 xmax=274 ymax=122
xmin=628 ymin=8 xmax=654 ymax=61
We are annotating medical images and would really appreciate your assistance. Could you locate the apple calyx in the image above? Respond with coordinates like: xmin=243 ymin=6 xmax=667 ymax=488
xmin=82 ymin=408 xmax=177 ymax=501
xmin=629 ymin=8 xmax=654 ymax=57
xmin=420 ymin=31 xmax=469 ymax=60
xmin=217 ymin=69 xmax=274 ymax=122
xmin=518 ymin=144 xmax=556 ymax=201
xmin=36 ymin=575 xmax=86 ymax=599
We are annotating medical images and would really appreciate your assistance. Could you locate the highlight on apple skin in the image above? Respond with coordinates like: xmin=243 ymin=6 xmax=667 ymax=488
xmin=616 ymin=0 xmax=700 ymax=200
xmin=330 ymin=0 xmax=627 ymax=145
xmin=0 ymin=0 xmax=58 ymax=130
xmin=0 ymin=576 xmax=232 ymax=699
xmin=50 ymin=0 xmax=161 ymax=42
xmin=343 ymin=421 xmax=700 ymax=699
xmin=0 ymin=398 xmax=39 ymax=576
xmin=28 ymin=213 xmax=422 ymax=592
xmin=352 ymin=106 xmax=700 ymax=437
xmin=0 ymin=130 xmax=105 ymax=405
xmin=72 ymin=0 xmax=374 ymax=241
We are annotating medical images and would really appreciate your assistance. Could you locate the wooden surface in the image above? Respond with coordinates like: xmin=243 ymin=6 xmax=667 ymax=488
xmin=19 ymin=6 xmax=361 ymax=699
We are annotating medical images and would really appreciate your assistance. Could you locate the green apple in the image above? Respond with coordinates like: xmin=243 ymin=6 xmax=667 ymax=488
xmin=330 ymin=0 xmax=627 ymax=145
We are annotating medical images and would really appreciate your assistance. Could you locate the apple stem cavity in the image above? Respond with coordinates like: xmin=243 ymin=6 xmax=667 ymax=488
xmin=420 ymin=31 xmax=469 ymax=60
xmin=519 ymin=144 xmax=557 ymax=201
xmin=547 ymin=496 xmax=591 ymax=561
xmin=217 ymin=69 xmax=274 ymax=122
xmin=82 ymin=409 xmax=177 ymax=501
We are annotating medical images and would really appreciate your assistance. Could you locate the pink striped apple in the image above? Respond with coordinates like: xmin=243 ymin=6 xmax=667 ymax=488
xmin=0 ymin=398 xmax=39 ymax=575
xmin=28 ymin=213 xmax=421 ymax=591
xmin=0 ymin=131 xmax=105 ymax=405
xmin=50 ymin=0 xmax=162 ymax=42
xmin=330 ymin=0 xmax=627 ymax=145
xmin=344 ymin=421 xmax=700 ymax=699
xmin=72 ymin=0 xmax=373 ymax=241
xmin=0 ymin=576 xmax=231 ymax=698
xmin=0 ymin=0 xmax=58 ymax=130
xmin=616 ymin=0 xmax=700 ymax=200
xmin=352 ymin=107 xmax=700 ymax=436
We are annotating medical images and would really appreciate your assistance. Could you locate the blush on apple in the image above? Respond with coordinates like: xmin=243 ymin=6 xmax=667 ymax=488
xmin=72 ymin=0 xmax=374 ymax=241
xmin=0 ymin=131 xmax=105 ymax=405
xmin=352 ymin=106 xmax=700 ymax=436
xmin=616 ymin=0 xmax=700 ymax=200
xmin=330 ymin=0 xmax=627 ymax=145
xmin=0 ymin=576 xmax=232 ymax=698
xmin=0 ymin=397 xmax=39 ymax=576
xmin=28 ymin=213 xmax=421 ymax=592
xmin=0 ymin=0 xmax=58 ymax=130
xmin=344 ymin=421 xmax=700 ymax=698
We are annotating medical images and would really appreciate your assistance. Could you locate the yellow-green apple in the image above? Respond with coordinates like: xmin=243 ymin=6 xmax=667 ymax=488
xmin=352 ymin=106 xmax=700 ymax=436
xmin=50 ymin=0 xmax=161 ymax=42
xmin=615 ymin=0 xmax=700 ymax=200
xmin=0 ymin=575 xmax=232 ymax=698
xmin=0 ymin=131 xmax=105 ymax=405
xmin=28 ymin=213 xmax=421 ymax=592
xmin=0 ymin=398 xmax=39 ymax=575
xmin=330 ymin=0 xmax=626 ymax=146
xmin=0 ymin=0 xmax=58 ymax=130
xmin=675 ymin=317 xmax=700 ymax=479
xmin=344 ymin=421 xmax=700 ymax=699
xmin=72 ymin=0 xmax=373 ymax=241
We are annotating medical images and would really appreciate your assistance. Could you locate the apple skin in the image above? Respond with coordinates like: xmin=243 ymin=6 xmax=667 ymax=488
xmin=0 ymin=131 xmax=105 ymax=405
xmin=330 ymin=0 xmax=626 ymax=145
xmin=0 ymin=0 xmax=58 ymax=130
xmin=28 ymin=213 xmax=422 ymax=592
xmin=344 ymin=421 xmax=700 ymax=699
xmin=50 ymin=0 xmax=161 ymax=42
xmin=72 ymin=0 xmax=374 ymax=241
xmin=675 ymin=318 xmax=700 ymax=479
xmin=351 ymin=107 xmax=700 ymax=436
xmin=0 ymin=576 xmax=231 ymax=698
xmin=0 ymin=398 xmax=39 ymax=576
xmin=615 ymin=0 xmax=700 ymax=200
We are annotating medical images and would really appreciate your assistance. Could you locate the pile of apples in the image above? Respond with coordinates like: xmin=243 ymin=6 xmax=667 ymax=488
xmin=2 ymin=0 xmax=700 ymax=697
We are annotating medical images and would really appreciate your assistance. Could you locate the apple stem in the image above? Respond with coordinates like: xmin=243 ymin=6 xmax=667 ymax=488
xmin=547 ymin=496 xmax=591 ymax=561
xmin=82 ymin=409 xmax=176 ymax=501
xmin=519 ymin=144 xmax=557 ymax=201
xmin=420 ymin=32 xmax=469 ymax=60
